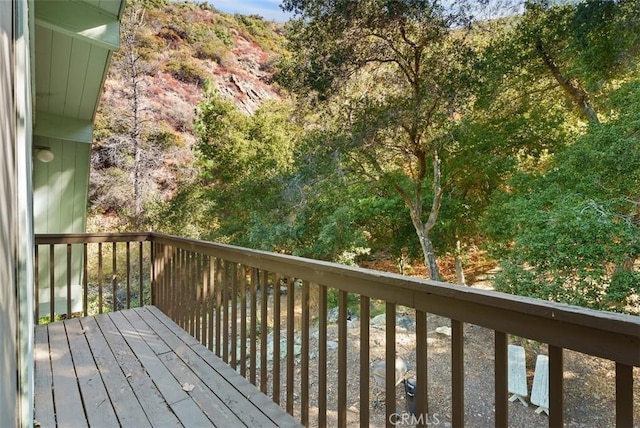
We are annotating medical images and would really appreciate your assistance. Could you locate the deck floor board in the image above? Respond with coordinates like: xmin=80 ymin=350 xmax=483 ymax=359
xmin=139 ymin=306 xmax=281 ymax=427
xmin=79 ymin=315 xmax=152 ymax=427
xmin=34 ymin=306 xmax=301 ymax=428
xmin=95 ymin=312 xmax=180 ymax=427
xmin=65 ymin=318 xmax=119 ymax=427
xmin=47 ymin=322 xmax=88 ymax=428
xmin=34 ymin=325 xmax=55 ymax=427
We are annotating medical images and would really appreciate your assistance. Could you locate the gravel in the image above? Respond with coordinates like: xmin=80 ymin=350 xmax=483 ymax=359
xmin=265 ymin=308 xmax=639 ymax=427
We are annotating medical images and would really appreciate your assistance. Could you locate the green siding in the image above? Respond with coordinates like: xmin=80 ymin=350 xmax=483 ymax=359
xmin=0 ymin=4 xmax=19 ymax=425
xmin=1 ymin=0 xmax=36 ymax=426
xmin=33 ymin=139 xmax=91 ymax=317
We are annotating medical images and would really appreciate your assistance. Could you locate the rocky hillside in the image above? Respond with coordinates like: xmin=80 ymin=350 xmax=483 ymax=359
xmin=90 ymin=1 xmax=285 ymax=230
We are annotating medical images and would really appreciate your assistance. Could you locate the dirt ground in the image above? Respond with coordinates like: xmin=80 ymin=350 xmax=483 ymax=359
xmin=266 ymin=311 xmax=639 ymax=427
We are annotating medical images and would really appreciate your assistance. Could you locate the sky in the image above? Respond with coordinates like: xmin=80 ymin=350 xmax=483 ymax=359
xmin=210 ymin=0 xmax=293 ymax=22
xmin=208 ymin=0 xmax=531 ymax=24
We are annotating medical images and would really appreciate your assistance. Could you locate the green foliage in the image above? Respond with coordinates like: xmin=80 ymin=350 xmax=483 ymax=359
xmin=195 ymin=87 xmax=296 ymax=183
xmin=237 ymin=14 xmax=268 ymax=38
xmin=194 ymin=37 xmax=231 ymax=63
xmin=478 ymin=0 xmax=640 ymax=124
xmin=147 ymin=127 xmax=184 ymax=149
xmin=214 ymin=26 xmax=233 ymax=47
xmin=165 ymin=56 xmax=209 ymax=85
xmin=183 ymin=87 xmax=301 ymax=245
xmin=486 ymin=82 xmax=640 ymax=313
xmin=234 ymin=14 xmax=283 ymax=52
xmin=138 ymin=0 xmax=168 ymax=9
xmin=352 ymin=190 xmax=419 ymax=261
xmin=276 ymin=0 xmax=493 ymax=279
xmin=326 ymin=290 xmax=359 ymax=314
xmin=150 ymin=183 xmax=220 ymax=238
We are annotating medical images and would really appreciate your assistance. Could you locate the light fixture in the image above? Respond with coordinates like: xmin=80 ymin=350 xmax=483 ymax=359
xmin=34 ymin=146 xmax=54 ymax=163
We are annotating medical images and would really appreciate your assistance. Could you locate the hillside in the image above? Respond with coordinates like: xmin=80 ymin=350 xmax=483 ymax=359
xmin=89 ymin=1 xmax=285 ymax=230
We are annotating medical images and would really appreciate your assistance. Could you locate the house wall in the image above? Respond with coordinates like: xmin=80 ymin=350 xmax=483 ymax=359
xmin=0 ymin=0 xmax=35 ymax=426
xmin=0 ymin=1 xmax=19 ymax=424
xmin=33 ymin=137 xmax=90 ymax=317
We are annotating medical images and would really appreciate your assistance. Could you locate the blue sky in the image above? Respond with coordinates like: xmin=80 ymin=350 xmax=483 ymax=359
xmin=210 ymin=0 xmax=293 ymax=22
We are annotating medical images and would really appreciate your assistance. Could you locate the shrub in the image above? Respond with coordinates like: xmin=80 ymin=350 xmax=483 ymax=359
xmin=165 ymin=57 xmax=209 ymax=85
xmin=195 ymin=38 xmax=231 ymax=63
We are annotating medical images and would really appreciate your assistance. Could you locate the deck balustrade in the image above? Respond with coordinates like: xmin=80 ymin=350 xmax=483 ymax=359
xmin=34 ymin=232 xmax=639 ymax=427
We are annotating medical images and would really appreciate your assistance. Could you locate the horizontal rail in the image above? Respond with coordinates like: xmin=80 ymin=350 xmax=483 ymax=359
xmin=150 ymin=232 xmax=639 ymax=367
xmin=35 ymin=232 xmax=151 ymax=245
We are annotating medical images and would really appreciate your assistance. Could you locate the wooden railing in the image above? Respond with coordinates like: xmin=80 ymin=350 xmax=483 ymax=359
xmin=34 ymin=233 xmax=153 ymax=320
xmin=35 ymin=233 xmax=639 ymax=427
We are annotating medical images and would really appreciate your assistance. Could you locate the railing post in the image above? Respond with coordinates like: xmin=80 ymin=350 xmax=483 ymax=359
xmin=194 ymin=253 xmax=201 ymax=342
xmin=201 ymin=254 xmax=210 ymax=349
xmin=451 ymin=319 xmax=464 ymax=428
xmin=272 ymin=274 xmax=281 ymax=404
xmin=224 ymin=261 xmax=231 ymax=364
xmin=34 ymin=245 xmax=39 ymax=322
xmin=82 ymin=243 xmax=88 ymax=316
xmin=549 ymin=345 xmax=564 ymax=427
xmin=286 ymin=276 xmax=295 ymax=415
xmin=260 ymin=270 xmax=269 ymax=392
xmin=187 ymin=250 xmax=195 ymax=337
xmin=111 ymin=242 xmax=117 ymax=313
xmin=215 ymin=258 xmax=223 ymax=358
xmin=300 ymin=280 xmax=310 ymax=426
xmin=49 ymin=244 xmax=55 ymax=321
xmin=148 ymin=241 xmax=153 ymax=307
xmin=415 ymin=310 xmax=428 ymax=427
xmin=249 ymin=267 xmax=258 ymax=384
xmin=126 ymin=241 xmax=131 ymax=309
xmin=207 ymin=256 xmax=215 ymax=353
xmin=360 ymin=295 xmax=370 ymax=428
xmin=169 ymin=245 xmax=176 ymax=320
xmin=66 ymin=244 xmax=72 ymax=318
xmin=385 ymin=302 xmax=396 ymax=428
xmin=615 ymin=362 xmax=633 ymax=427
xmin=494 ymin=331 xmax=508 ymax=428
xmin=230 ymin=262 xmax=238 ymax=368
xmin=97 ymin=242 xmax=103 ymax=314
xmin=140 ymin=240 xmax=145 ymax=307
xmin=239 ymin=265 xmax=247 ymax=375
xmin=318 ymin=284 xmax=328 ymax=427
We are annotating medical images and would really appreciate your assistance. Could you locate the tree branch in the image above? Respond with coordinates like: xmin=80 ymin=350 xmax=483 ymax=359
xmin=534 ymin=39 xmax=600 ymax=124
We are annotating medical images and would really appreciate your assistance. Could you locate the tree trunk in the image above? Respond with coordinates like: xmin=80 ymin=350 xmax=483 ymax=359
xmin=420 ymin=232 xmax=441 ymax=282
xmin=455 ymin=239 xmax=466 ymax=285
xmin=122 ymin=6 xmax=146 ymax=229
xmin=402 ymin=152 xmax=443 ymax=281
xmin=535 ymin=39 xmax=600 ymax=124
xmin=401 ymin=151 xmax=443 ymax=281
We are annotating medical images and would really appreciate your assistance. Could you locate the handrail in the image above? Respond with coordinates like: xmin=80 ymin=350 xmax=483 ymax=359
xmin=150 ymin=232 xmax=639 ymax=366
xmin=35 ymin=232 xmax=152 ymax=244
xmin=34 ymin=232 xmax=640 ymax=427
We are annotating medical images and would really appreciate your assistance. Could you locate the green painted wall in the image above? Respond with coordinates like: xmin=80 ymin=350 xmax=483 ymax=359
xmin=0 ymin=0 xmax=35 ymax=426
xmin=0 ymin=4 xmax=19 ymax=424
xmin=33 ymin=138 xmax=91 ymax=317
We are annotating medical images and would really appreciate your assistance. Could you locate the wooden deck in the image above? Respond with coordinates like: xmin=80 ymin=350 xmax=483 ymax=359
xmin=34 ymin=306 xmax=301 ymax=428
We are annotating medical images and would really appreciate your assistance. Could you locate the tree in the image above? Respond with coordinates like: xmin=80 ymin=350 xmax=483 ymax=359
xmin=91 ymin=1 xmax=169 ymax=229
xmin=164 ymin=86 xmax=300 ymax=245
xmin=484 ymin=81 xmax=640 ymax=313
xmin=277 ymin=0 xmax=488 ymax=280
xmin=480 ymin=0 xmax=640 ymax=125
